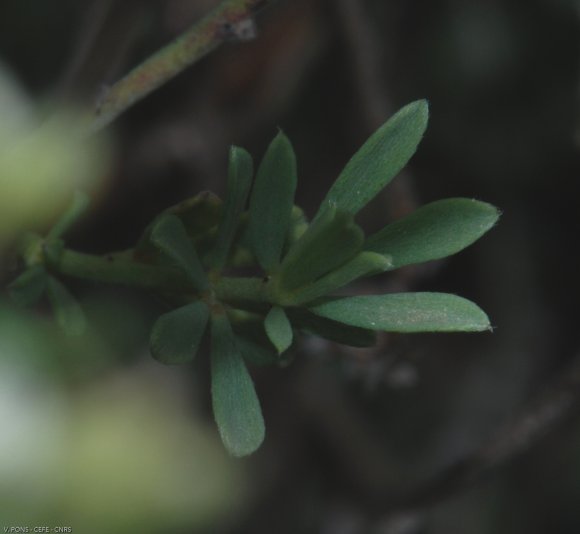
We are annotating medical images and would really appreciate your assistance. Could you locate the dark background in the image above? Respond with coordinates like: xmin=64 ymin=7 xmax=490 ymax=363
xmin=1 ymin=0 xmax=579 ymax=532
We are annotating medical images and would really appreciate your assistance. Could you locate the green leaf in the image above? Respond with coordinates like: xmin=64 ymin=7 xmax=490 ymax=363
xmin=365 ymin=198 xmax=500 ymax=269
xmin=46 ymin=276 xmax=87 ymax=336
xmin=7 ymin=265 xmax=47 ymax=307
xmin=264 ymin=306 xmax=293 ymax=354
xmin=320 ymin=100 xmax=428 ymax=215
xmin=135 ymin=191 xmax=223 ymax=263
xmin=247 ymin=131 xmax=297 ymax=272
xmin=309 ymin=292 xmax=491 ymax=333
xmin=150 ymin=214 xmax=208 ymax=291
xmin=282 ymin=251 xmax=391 ymax=306
xmin=166 ymin=191 xmax=223 ymax=235
xmin=150 ymin=301 xmax=209 ymax=364
xmin=278 ymin=206 xmax=364 ymax=291
xmin=211 ymin=314 xmax=265 ymax=456
xmin=286 ymin=309 xmax=376 ymax=347
xmin=210 ymin=146 xmax=253 ymax=270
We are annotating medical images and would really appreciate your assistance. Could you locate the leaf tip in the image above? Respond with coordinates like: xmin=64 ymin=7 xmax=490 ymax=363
xmin=471 ymin=198 xmax=502 ymax=235
xmin=465 ymin=305 xmax=492 ymax=333
xmin=272 ymin=127 xmax=290 ymax=145
xmin=222 ymin=422 xmax=265 ymax=458
xmin=264 ymin=306 xmax=293 ymax=354
xmin=407 ymin=98 xmax=429 ymax=133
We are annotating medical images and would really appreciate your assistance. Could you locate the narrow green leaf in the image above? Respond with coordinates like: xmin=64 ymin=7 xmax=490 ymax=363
xmin=282 ymin=251 xmax=392 ymax=306
xmin=286 ymin=309 xmax=377 ymax=347
xmin=278 ymin=206 xmax=364 ymax=291
xmin=7 ymin=265 xmax=47 ymax=307
xmin=150 ymin=213 xmax=208 ymax=291
xmin=135 ymin=191 xmax=222 ymax=263
xmin=46 ymin=276 xmax=87 ymax=336
xmin=150 ymin=301 xmax=209 ymax=364
xmin=47 ymin=190 xmax=90 ymax=240
xmin=167 ymin=191 xmax=223 ymax=236
xmin=320 ymin=100 xmax=428 ymax=215
xmin=211 ymin=146 xmax=253 ymax=270
xmin=247 ymin=131 xmax=297 ymax=272
xmin=264 ymin=306 xmax=293 ymax=354
xmin=365 ymin=198 xmax=500 ymax=269
xmin=309 ymin=292 xmax=491 ymax=333
xmin=211 ymin=314 xmax=265 ymax=457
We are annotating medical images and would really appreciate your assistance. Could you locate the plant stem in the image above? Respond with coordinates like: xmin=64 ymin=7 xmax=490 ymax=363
xmin=214 ymin=276 xmax=271 ymax=303
xmin=55 ymin=249 xmax=189 ymax=291
xmin=86 ymin=0 xmax=271 ymax=134
xmin=45 ymin=246 xmax=272 ymax=304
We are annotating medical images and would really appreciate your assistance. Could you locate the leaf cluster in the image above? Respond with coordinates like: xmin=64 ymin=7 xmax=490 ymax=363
xmin=8 ymin=101 xmax=500 ymax=457
xmin=141 ymin=100 xmax=498 ymax=456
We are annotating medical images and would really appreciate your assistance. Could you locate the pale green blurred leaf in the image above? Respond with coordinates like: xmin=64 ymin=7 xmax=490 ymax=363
xmin=0 ymin=96 xmax=109 ymax=243
xmin=7 ymin=265 xmax=47 ymax=307
xmin=46 ymin=276 xmax=86 ymax=337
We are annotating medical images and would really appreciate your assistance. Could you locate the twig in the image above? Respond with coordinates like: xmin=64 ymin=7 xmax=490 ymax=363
xmin=369 ymin=352 xmax=580 ymax=520
xmin=85 ymin=0 xmax=272 ymax=134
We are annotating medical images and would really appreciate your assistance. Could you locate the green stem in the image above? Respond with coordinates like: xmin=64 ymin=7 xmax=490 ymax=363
xmin=86 ymin=0 xmax=271 ymax=134
xmin=214 ymin=276 xmax=271 ymax=303
xmin=45 ymin=245 xmax=272 ymax=305
xmin=47 ymin=191 xmax=90 ymax=240
xmin=54 ymin=249 xmax=189 ymax=291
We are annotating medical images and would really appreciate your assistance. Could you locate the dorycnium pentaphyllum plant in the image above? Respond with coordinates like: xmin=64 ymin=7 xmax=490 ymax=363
xmin=8 ymin=100 xmax=499 ymax=456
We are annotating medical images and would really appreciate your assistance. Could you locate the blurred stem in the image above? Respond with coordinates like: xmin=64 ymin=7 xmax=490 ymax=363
xmin=85 ymin=0 xmax=271 ymax=134
xmin=47 ymin=191 xmax=90 ymax=241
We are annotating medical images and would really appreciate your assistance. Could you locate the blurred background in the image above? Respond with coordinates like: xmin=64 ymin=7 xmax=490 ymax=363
xmin=1 ymin=0 xmax=579 ymax=532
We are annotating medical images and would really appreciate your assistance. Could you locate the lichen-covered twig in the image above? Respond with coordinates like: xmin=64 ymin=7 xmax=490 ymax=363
xmin=85 ymin=0 xmax=271 ymax=134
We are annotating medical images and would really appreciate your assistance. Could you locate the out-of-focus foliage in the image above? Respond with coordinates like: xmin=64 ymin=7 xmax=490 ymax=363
xmin=0 ymin=63 xmax=109 ymax=245
xmin=0 ymin=303 xmax=244 ymax=533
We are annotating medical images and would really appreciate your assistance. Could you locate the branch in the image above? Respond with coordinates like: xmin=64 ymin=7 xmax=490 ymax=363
xmin=370 ymin=353 xmax=580 ymax=521
xmin=85 ymin=0 xmax=272 ymax=134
